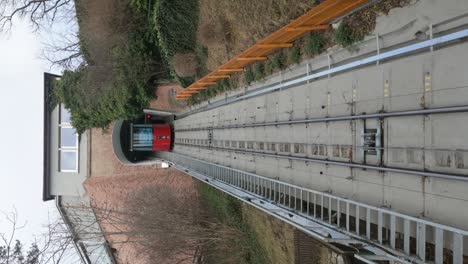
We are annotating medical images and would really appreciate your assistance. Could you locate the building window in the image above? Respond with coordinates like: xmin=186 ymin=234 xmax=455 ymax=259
xmin=59 ymin=104 xmax=79 ymax=172
xmin=60 ymin=104 xmax=71 ymax=124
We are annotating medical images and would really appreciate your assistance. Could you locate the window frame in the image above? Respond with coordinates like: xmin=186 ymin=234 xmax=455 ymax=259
xmin=58 ymin=104 xmax=79 ymax=173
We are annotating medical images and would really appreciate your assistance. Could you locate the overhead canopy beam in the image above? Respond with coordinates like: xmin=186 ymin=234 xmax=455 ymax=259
xmin=188 ymin=87 xmax=208 ymax=91
xmin=257 ymin=43 xmax=293 ymax=48
xmin=206 ymin=75 xmax=230 ymax=79
xmin=237 ymin=57 xmax=268 ymax=61
xmin=218 ymin=68 xmax=244 ymax=72
xmin=176 ymin=0 xmax=371 ymax=100
xmin=285 ymin=25 xmax=329 ymax=32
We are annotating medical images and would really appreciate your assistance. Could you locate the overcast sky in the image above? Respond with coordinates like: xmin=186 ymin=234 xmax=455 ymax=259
xmin=0 ymin=20 xmax=57 ymax=244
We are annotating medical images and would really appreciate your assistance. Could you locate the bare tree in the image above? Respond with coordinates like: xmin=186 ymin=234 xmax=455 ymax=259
xmin=0 ymin=0 xmax=74 ymax=32
xmin=0 ymin=184 xmax=248 ymax=264
xmin=0 ymin=0 xmax=84 ymax=70
xmin=42 ymin=31 xmax=84 ymax=70
xmin=0 ymin=208 xmax=27 ymax=263
xmin=0 ymin=209 xmax=84 ymax=264
xmin=74 ymin=183 xmax=248 ymax=264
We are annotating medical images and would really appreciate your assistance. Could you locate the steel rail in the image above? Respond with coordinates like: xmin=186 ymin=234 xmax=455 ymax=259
xmin=175 ymin=104 xmax=468 ymax=132
xmin=174 ymin=143 xmax=468 ymax=182
xmin=177 ymin=28 xmax=468 ymax=119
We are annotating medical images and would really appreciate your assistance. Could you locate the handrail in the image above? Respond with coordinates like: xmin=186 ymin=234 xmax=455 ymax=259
xmin=158 ymin=151 xmax=467 ymax=264
xmin=176 ymin=0 xmax=370 ymax=100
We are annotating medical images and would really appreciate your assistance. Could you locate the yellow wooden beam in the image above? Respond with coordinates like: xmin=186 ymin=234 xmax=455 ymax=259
xmin=197 ymin=82 xmax=217 ymax=85
xmin=218 ymin=68 xmax=244 ymax=72
xmin=206 ymin=75 xmax=230 ymax=79
xmin=285 ymin=25 xmax=329 ymax=32
xmin=237 ymin=57 xmax=268 ymax=61
xmin=179 ymin=90 xmax=198 ymax=94
xmin=257 ymin=43 xmax=293 ymax=48
xmin=188 ymin=87 xmax=207 ymax=91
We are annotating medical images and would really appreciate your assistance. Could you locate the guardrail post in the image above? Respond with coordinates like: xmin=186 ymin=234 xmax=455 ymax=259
xmin=390 ymin=215 xmax=396 ymax=249
xmin=404 ymin=219 xmax=410 ymax=255
xmin=453 ymin=233 xmax=463 ymax=264
xmin=435 ymin=227 xmax=443 ymax=264
xmin=337 ymin=200 xmax=341 ymax=228
xmin=366 ymin=208 xmax=371 ymax=240
xmin=356 ymin=205 xmax=360 ymax=235
xmin=378 ymin=211 xmax=383 ymax=244
xmin=346 ymin=202 xmax=350 ymax=232
xmin=321 ymin=195 xmax=324 ymax=221
xmin=417 ymin=222 xmax=426 ymax=261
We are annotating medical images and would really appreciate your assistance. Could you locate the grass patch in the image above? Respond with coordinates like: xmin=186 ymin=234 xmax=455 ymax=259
xmin=197 ymin=182 xmax=268 ymax=264
xmin=271 ymin=51 xmax=286 ymax=70
xmin=195 ymin=44 xmax=209 ymax=77
xmin=244 ymin=67 xmax=255 ymax=85
xmin=153 ymin=0 xmax=199 ymax=57
xmin=335 ymin=21 xmax=365 ymax=47
xmin=304 ymin=32 xmax=325 ymax=55
xmin=287 ymin=46 xmax=301 ymax=64
xmin=242 ymin=205 xmax=296 ymax=264
xmin=263 ymin=60 xmax=274 ymax=76
xmin=253 ymin=62 xmax=264 ymax=81
xmin=152 ymin=0 xmax=202 ymax=87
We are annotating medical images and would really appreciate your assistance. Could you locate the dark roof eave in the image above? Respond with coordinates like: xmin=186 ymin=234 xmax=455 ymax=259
xmin=43 ymin=72 xmax=61 ymax=202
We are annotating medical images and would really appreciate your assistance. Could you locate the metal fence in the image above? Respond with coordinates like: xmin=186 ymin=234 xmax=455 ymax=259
xmin=158 ymin=151 xmax=468 ymax=264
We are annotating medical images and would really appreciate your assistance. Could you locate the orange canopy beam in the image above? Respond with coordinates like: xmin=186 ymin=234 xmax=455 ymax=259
xmin=237 ymin=57 xmax=268 ymax=61
xmin=188 ymin=87 xmax=208 ymax=91
xmin=218 ymin=69 xmax=244 ymax=72
xmin=206 ymin=75 xmax=231 ymax=79
xmin=285 ymin=25 xmax=329 ymax=32
xmin=257 ymin=43 xmax=293 ymax=48
xmin=176 ymin=0 xmax=370 ymax=100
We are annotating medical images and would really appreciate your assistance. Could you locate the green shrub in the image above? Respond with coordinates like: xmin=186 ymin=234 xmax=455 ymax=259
xmin=177 ymin=76 xmax=195 ymax=88
xmin=153 ymin=0 xmax=199 ymax=58
xmin=271 ymin=52 xmax=285 ymax=70
xmin=152 ymin=0 xmax=200 ymax=87
xmin=195 ymin=44 xmax=209 ymax=77
xmin=253 ymin=62 xmax=264 ymax=81
xmin=287 ymin=46 xmax=301 ymax=64
xmin=207 ymin=87 xmax=218 ymax=98
xmin=54 ymin=14 xmax=162 ymax=133
xmin=130 ymin=0 xmax=150 ymax=13
xmin=217 ymin=78 xmax=230 ymax=92
xmin=305 ymin=32 xmax=325 ymax=55
xmin=263 ymin=60 xmax=274 ymax=76
xmin=335 ymin=22 xmax=365 ymax=47
xmin=244 ymin=67 xmax=255 ymax=85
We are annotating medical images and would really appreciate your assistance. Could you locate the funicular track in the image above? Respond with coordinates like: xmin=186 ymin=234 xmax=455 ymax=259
xmin=174 ymin=104 xmax=468 ymax=182
xmin=168 ymin=15 xmax=468 ymax=264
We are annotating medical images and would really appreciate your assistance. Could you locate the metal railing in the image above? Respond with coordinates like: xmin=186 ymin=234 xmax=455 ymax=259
xmin=158 ymin=151 xmax=467 ymax=264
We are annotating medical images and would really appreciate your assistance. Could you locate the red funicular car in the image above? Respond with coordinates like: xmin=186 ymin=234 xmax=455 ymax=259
xmin=129 ymin=122 xmax=172 ymax=152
